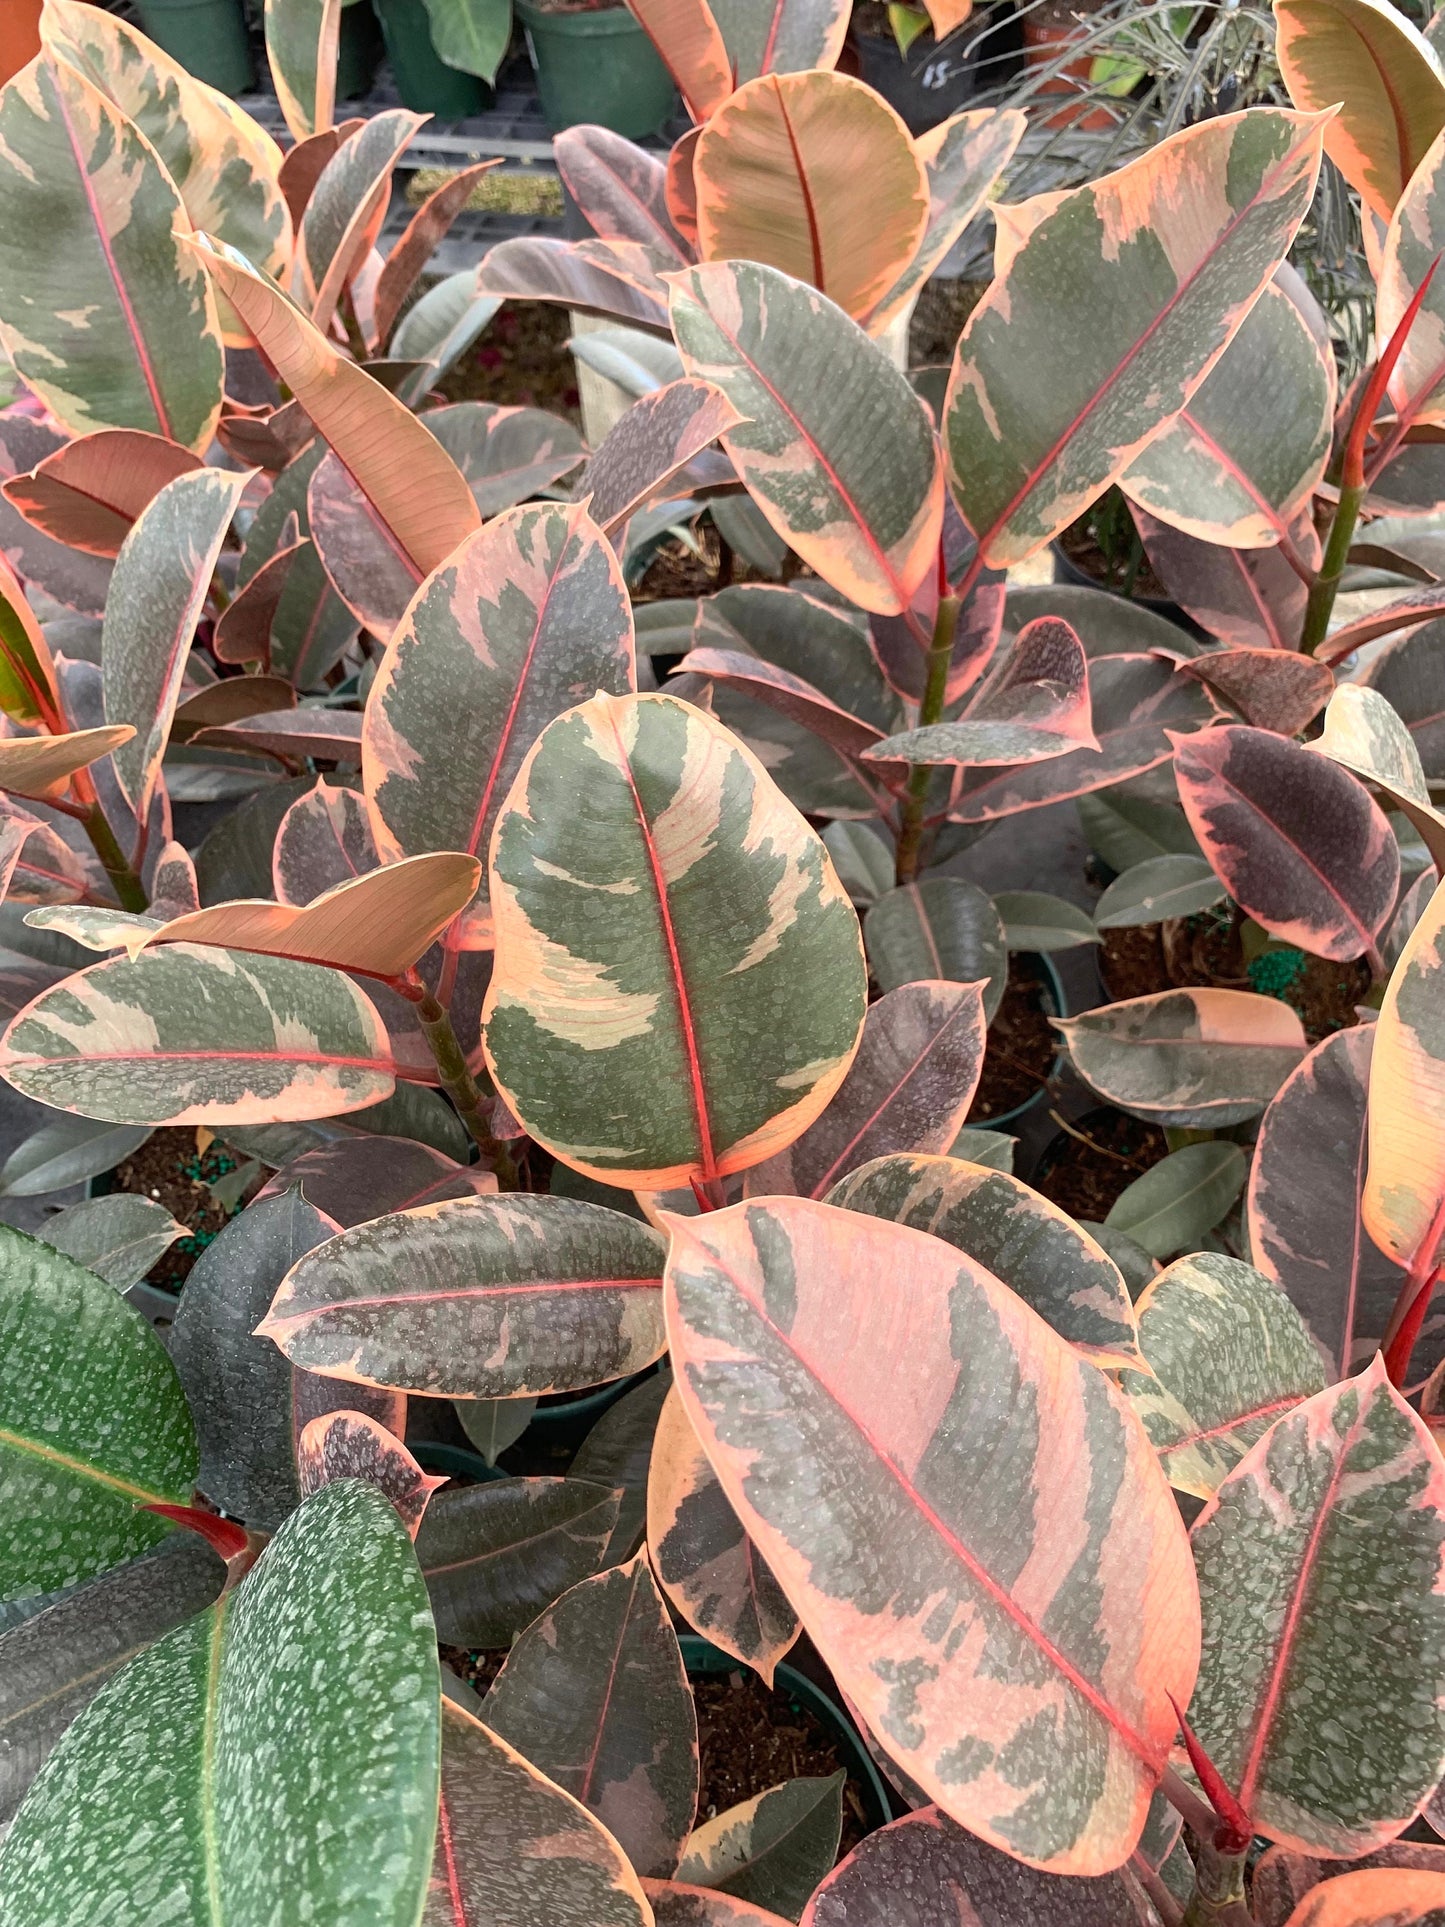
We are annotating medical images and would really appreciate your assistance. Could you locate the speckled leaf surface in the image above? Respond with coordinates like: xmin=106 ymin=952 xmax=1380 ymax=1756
xmin=262 ymin=1192 xmax=664 ymax=1397
xmin=0 ymin=724 xmax=134 ymax=803
xmin=483 ymin=691 xmax=866 ymax=1189
xmin=264 ymin=0 xmax=342 ymax=140
xmin=484 ymin=1552 xmax=699 ymax=1878
xmin=426 ymin=1696 xmax=652 ymax=1927
xmin=308 ymin=446 xmax=422 ymax=641
xmin=828 ymin=1152 xmax=1141 ymax=1368
xmin=476 ymin=236 xmax=671 ymax=330
xmin=554 ymin=126 xmax=689 ymax=263
xmin=1367 ymin=625 xmax=1445 ymax=779
xmin=1364 ymin=875 xmax=1445 ymax=1269
xmin=0 ymin=1480 xmax=440 ymax=1927
xmin=0 ymin=415 xmax=112 ymax=617
xmin=0 ymin=943 xmax=395 ymax=1125
xmin=678 ymin=1775 xmax=843 ymax=1919
xmin=645 ymin=1883 xmax=792 ymax=1927
xmin=0 ymin=1535 xmax=224 ymax=1827
xmin=581 ymin=380 xmax=742 ymax=537
xmin=1315 ymin=683 xmax=1445 ymax=875
xmin=1118 ymin=1252 xmax=1325 ymax=1499
xmin=102 ymin=467 xmax=250 ymax=815
xmin=235 ymin=440 xmax=358 ymax=689
xmin=647 ymin=1384 xmax=797 ymax=1683
xmin=35 ymin=1193 xmax=185 ymax=1290
xmin=416 ymin=1477 xmax=621 ymax=1646
xmin=1189 ymin=1360 xmax=1445 ymax=1855
xmin=425 ymin=401 xmax=587 ymax=519
xmin=706 ymin=0 xmax=849 ymax=83
xmin=0 ymin=55 xmax=224 ymax=450
xmin=0 ymin=1225 xmax=197 ymax=1601
xmin=1249 ymin=1028 xmax=1418 ymax=1381
xmin=668 ymin=262 xmax=942 ymax=615
xmin=1180 ymin=648 xmax=1335 ymax=739
xmin=296 ymin=1409 xmax=441 ymax=1538
xmin=675 ymin=648 xmax=886 ymax=762
xmin=572 ymin=1371 xmax=671 ymax=1563
xmin=945 ymin=110 xmax=1326 ymax=566
xmin=1173 ymin=725 xmax=1398 ymax=963
xmin=273 ymin=779 xmax=380 ymax=904
xmin=864 ymin=879 xmax=1006 ymax=1016
xmin=364 ymin=502 xmax=634 ymax=952
xmin=742 ymin=981 xmax=986 ymax=1200
xmin=1379 ymin=127 xmax=1445 ymax=427
xmin=664 ymin=1198 xmax=1200 ymax=1875
xmin=1252 ymin=1847 xmax=1445 ymax=1927
xmin=1281 ymin=1868 xmax=1445 ymax=1926
xmin=1058 ymin=987 xmax=1306 ymax=1127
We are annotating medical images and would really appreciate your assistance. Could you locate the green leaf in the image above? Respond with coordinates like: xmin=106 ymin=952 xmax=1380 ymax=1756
xmin=1189 ymin=1361 xmax=1445 ymax=1854
xmin=0 ymin=1224 xmax=197 ymax=1601
xmin=35 ymin=1193 xmax=184 ymax=1290
xmin=1094 ymin=855 xmax=1227 ymax=929
xmin=0 ymin=1114 xmax=150 ymax=1197
xmin=1078 ymin=786 xmax=1202 ymax=872
xmin=235 ymin=442 xmax=358 ymax=691
xmin=0 ymin=944 xmax=395 ymax=1126
xmin=822 ymin=822 xmax=894 ymax=908
xmin=454 ymin=1395 xmax=537 ymax=1465
xmin=0 ymin=1480 xmax=441 ymax=1926
xmin=864 ymin=878 xmax=1007 ymax=1016
xmin=264 ymin=0 xmax=343 ymax=141
xmin=261 ymin=1194 xmax=668 ymax=1398
xmin=422 ymin=0 xmax=513 ymax=81
xmin=570 ymin=1370 xmax=671 ymax=1563
xmin=391 ymin=273 xmax=503 ymax=386
xmin=416 ymin=1477 xmax=622 ymax=1645
xmin=1117 ymin=1251 xmax=1326 ymax=1498
xmin=991 ymin=891 xmax=1098 ymax=952
xmin=485 ymin=1553 xmax=699 ymax=1878
xmin=483 ymin=691 xmax=867 ymax=1190
xmin=678 ymin=1776 xmax=844 ymax=1921
xmin=425 ymin=401 xmax=586 ymax=519
xmin=0 ymin=55 xmax=224 ymax=450
xmin=946 ymin=1125 xmax=1015 ymax=1170
xmin=1104 ymin=1141 xmax=1247 ymax=1259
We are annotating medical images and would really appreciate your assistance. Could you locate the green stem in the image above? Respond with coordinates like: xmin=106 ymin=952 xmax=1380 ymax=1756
xmin=893 ymin=595 xmax=959 ymax=885
xmin=82 ymin=802 xmax=148 ymax=913
xmin=1181 ymin=1836 xmax=1252 ymax=1927
xmin=416 ymin=989 xmax=520 ymax=1188
xmin=1299 ymin=479 xmax=1365 ymax=655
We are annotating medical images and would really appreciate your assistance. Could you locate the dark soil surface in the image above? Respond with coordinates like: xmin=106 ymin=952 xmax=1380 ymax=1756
xmin=967 ymin=958 xmax=1058 ymax=1122
xmin=106 ymin=1127 xmax=262 ymax=1288
xmin=1099 ymin=915 xmax=1370 ymax=1044
xmin=1032 ymin=1107 xmax=1171 ymax=1221
xmin=1058 ymin=514 xmax=1171 ymax=601
xmin=908 ymin=277 xmax=990 ymax=367
xmin=435 ymin=303 xmax=582 ymax=425
xmin=632 ymin=525 xmax=792 ymax=603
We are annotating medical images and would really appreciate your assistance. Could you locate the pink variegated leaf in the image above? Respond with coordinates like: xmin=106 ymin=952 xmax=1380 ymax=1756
xmin=579 ymin=380 xmax=742 ymax=538
xmin=295 ymin=1409 xmax=443 ymax=1539
xmin=554 ymin=125 xmax=690 ymax=264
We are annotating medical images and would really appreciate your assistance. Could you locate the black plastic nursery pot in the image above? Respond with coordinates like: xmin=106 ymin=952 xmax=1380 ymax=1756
xmin=851 ymin=8 xmax=1018 ymax=135
xmin=338 ymin=0 xmax=385 ymax=100
xmin=970 ymin=950 xmax=1067 ymax=1131
xmin=373 ymin=0 xmax=491 ymax=116
xmin=135 ymin=0 xmax=255 ymax=95
xmin=1050 ymin=537 xmax=1205 ymax=641
xmin=515 ymin=0 xmax=678 ymax=136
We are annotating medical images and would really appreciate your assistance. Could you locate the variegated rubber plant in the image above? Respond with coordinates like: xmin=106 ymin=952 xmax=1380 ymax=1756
xmin=3 ymin=0 xmax=1445 ymax=1923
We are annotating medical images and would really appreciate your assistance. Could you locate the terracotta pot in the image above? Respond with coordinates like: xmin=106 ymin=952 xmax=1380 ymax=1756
xmin=0 ymin=0 xmax=43 ymax=88
xmin=1021 ymin=0 xmax=1116 ymax=130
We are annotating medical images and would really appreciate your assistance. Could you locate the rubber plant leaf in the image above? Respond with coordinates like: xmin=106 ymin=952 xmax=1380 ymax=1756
xmin=647 ymin=1383 xmax=799 ymax=1684
xmin=554 ymin=126 xmax=690 ymax=264
xmin=254 ymin=1135 xmax=495 ymax=1225
xmin=0 ymin=1224 xmax=197 ymax=1602
xmin=664 ymin=1196 xmax=1200 ymax=1875
xmin=0 ymin=1481 xmax=440 ymax=1927
xmin=644 ymin=1884 xmax=792 ymax=1927
xmin=706 ymin=0 xmax=850 ymax=82
xmin=1179 ymin=648 xmax=1335 ymax=739
xmin=1377 ymin=122 xmax=1445 ymax=428
xmin=373 ymin=160 xmax=503 ymax=349
xmin=578 ymin=379 xmax=743 ymax=537
xmin=624 ymin=0 xmax=733 ymax=120
xmin=2 ymin=430 xmax=203 ymax=558
xmin=676 ymin=1775 xmax=843 ymax=1918
xmin=35 ymin=1193 xmax=185 ymax=1291
xmin=0 ymin=53 xmax=224 ymax=450
xmin=0 ymin=725 xmax=133 ymax=804
xmin=1313 ymin=682 xmax=1445 ymax=875
xmin=1188 ymin=1359 xmax=1445 ymax=1854
xmin=424 ymin=400 xmax=587 ymax=519
xmin=944 ymin=108 xmax=1328 ymax=566
xmin=259 ymin=1193 xmax=668 ymax=1399
xmin=483 ymin=690 xmax=867 ymax=1191
xmin=1279 ymin=1869 xmax=1445 ymax=1926
xmin=295 ymin=1409 xmax=442 ymax=1539
xmin=1363 ymin=874 xmax=1445 ymax=1269
xmin=273 ymin=779 xmax=380 ymax=904
xmin=264 ymin=0 xmax=343 ymax=141
xmin=299 ymin=109 xmax=423 ymax=333
xmin=863 ymin=878 xmax=1006 ymax=1013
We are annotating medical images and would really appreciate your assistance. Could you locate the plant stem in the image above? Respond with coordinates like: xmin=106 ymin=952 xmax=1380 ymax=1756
xmin=1299 ymin=478 xmax=1364 ymax=655
xmin=893 ymin=594 xmax=959 ymax=885
xmin=414 ymin=988 xmax=520 ymax=1188
xmin=1382 ymin=1193 xmax=1445 ymax=1385
xmin=67 ymin=771 xmax=148 ymax=912
xmin=1181 ymin=1836 xmax=1252 ymax=1927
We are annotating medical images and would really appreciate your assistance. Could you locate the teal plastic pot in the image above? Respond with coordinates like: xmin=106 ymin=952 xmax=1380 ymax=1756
xmin=135 ymin=0 xmax=254 ymax=95
xmin=515 ymin=0 xmax=677 ymax=136
xmin=679 ymin=1636 xmax=893 ymax=1834
xmin=412 ymin=1441 xmax=509 ymax=1483
xmin=338 ymin=0 xmax=384 ymax=99
xmin=374 ymin=0 xmax=490 ymax=116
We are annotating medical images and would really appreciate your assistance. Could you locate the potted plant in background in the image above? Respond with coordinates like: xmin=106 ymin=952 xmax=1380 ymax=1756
xmin=372 ymin=0 xmax=491 ymax=115
xmin=516 ymin=0 xmax=678 ymax=134
xmin=850 ymin=0 xmax=1021 ymax=134
xmin=134 ymin=0 xmax=255 ymax=93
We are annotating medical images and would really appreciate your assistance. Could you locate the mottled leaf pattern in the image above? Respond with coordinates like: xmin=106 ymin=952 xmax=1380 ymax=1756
xmin=35 ymin=1193 xmax=185 ymax=1290
xmin=273 ymin=780 xmax=380 ymax=905
xmin=677 ymin=1775 xmax=843 ymax=1919
xmin=1180 ymin=649 xmax=1335 ymax=739
xmin=645 ymin=1883 xmax=793 ymax=1927
xmin=1280 ymin=1869 xmax=1445 ymax=1927
xmin=484 ymin=691 xmax=867 ymax=1189
xmin=425 ymin=401 xmax=587 ymax=519
xmin=300 ymin=110 xmax=422 ymax=333
xmin=1315 ymin=683 xmax=1445 ymax=875
xmin=308 ymin=448 xmax=422 ymax=642
xmin=580 ymin=380 xmax=743 ymax=537
xmin=0 ymin=725 xmax=134 ymax=803
xmin=296 ymin=1410 xmax=442 ymax=1539
xmin=1364 ymin=876 xmax=1445 ymax=1268
xmin=664 ymin=1198 xmax=1199 ymax=1875
xmin=707 ymin=0 xmax=850 ymax=83
xmin=554 ymin=125 xmax=688 ymax=262
xmin=265 ymin=0 xmax=343 ymax=141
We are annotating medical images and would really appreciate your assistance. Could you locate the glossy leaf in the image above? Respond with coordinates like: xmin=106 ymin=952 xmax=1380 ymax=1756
xmin=571 ymin=1370 xmax=671 ymax=1563
xmin=1251 ymin=1026 xmax=1419 ymax=1378
xmin=647 ymin=1384 xmax=798 ymax=1683
xmin=391 ymin=271 xmax=503 ymax=385
xmin=192 ymin=705 xmax=364 ymax=762
xmin=484 ymin=691 xmax=867 ymax=1189
xmin=0 ymin=416 xmax=111 ymax=617
xmin=260 ymin=1192 xmax=667 ymax=1398
xmin=1275 ymin=0 xmax=1445 ymax=223
xmin=265 ymin=0 xmax=343 ymax=141
xmin=828 ymin=1152 xmax=1142 ymax=1368
xmin=678 ymin=1776 xmax=843 ymax=1919
xmin=1280 ymin=1869 xmax=1445 ymax=1926
xmin=693 ymin=73 xmax=927 ymax=323
xmin=0 ymin=944 xmax=394 ymax=1125
xmin=35 ymin=1192 xmax=184 ymax=1290
xmin=0 ymin=1480 xmax=440 ymax=1927
xmin=484 ymin=1552 xmax=699 ymax=1878
xmin=454 ymin=1395 xmax=536 ymax=1465
xmin=1095 ymin=854 xmax=1226 ymax=928
xmin=707 ymin=0 xmax=849 ymax=81
xmin=800 ymin=1806 xmax=1156 ymax=1927
xmin=1104 ymin=1141 xmax=1246 ymax=1260
xmin=2 ymin=429 xmax=202 ymax=559
xmin=645 ymin=1884 xmax=792 ymax=1927
xmin=1189 ymin=1360 xmax=1445 ymax=1854
xmin=668 ymin=129 xmax=703 ymax=246
xmin=1364 ymin=874 xmax=1445 ymax=1268
xmin=580 ymin=379 xmax=742 ymax=536
xmin=301 ymin=109 xmax=422 ymax=332
xmin=625 ymin=0 xmax=732 ymax=120
xmin=0 ymin=54 xmax=224 ymax=451
xmin=1315 ymin=682 xmax=1445 ymax=874
xmin=991 ymin=891 xmax=1098 ymax=951
xmin=664 ymin=1197 xmax=1199 ymax=1874
xmin=296 ymin=1409 xmax=441 ymax=1538
xmin=1118 ymin=1251 xmax=1326 ymax=1498
xmin=364 ymin=502 xmax=634 ymax=953
xmin=1380 ymin=125 xmax=1445 ymax=428
xmin=0 ymin=724 xmax=132 ymax=803
xmin=417 ymin=1476 xmax=621 ymax=1645
xmin=1180 ymin=648 xmax=1336 ymax=739
xmin=1119 ymin=282 xmax=1334 ymax=548
xmin=0 ymin=1536 xmax=224 ymax=1828
xmin=192 ymin=241 xmax=480 ymax=579
xmin=864 ymin=878 xmax=1006 ymax=1016
xmin=308 ymin=444 xmax=422 ymax=641
xmin=476 ymin=236 xmax=671 ymax=330
xmin=169 ymin=1187 xmax=404 ymax=1529
xmin=260 ymin=1134 xmax=495 ymax=1226
xmin=426 ymin=400 xmax=587 ymax=518
xmin=273 ymin=779 xmax=379 ymax=904
xmin=1139 ymin=507 xmax=1315 ymax=652
xmin=676 ymin=648 xmax=886 ymax=761
xmin=235 ymin=441 xmax=357 ymax=689
xmin=102 ymin=466 xmax=250 ymax=815
xmin=945 ymin=110 xmax=1327 ymax=565
xmin=742 ymin=980 xmax=986 ymax=1200
xmin=669 ymin=261 xmax=942 ymax=615
xmin=554 ymin=125 xmax=689 ymax=263
xmin=1173 ymin=725 xmax=1398 ymax=963
xmin=1058 ymin=987 xmax=1306 ymax=1127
